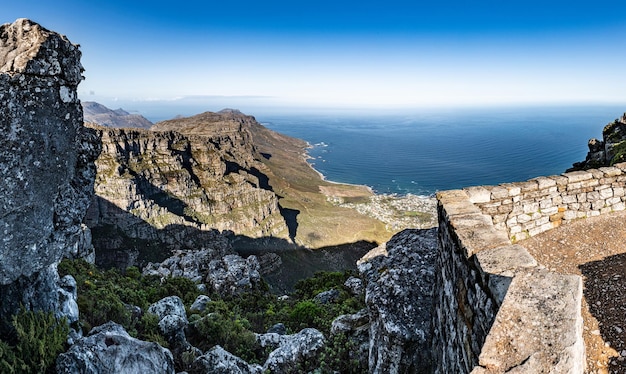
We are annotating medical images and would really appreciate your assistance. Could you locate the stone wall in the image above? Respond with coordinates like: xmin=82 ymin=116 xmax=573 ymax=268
xmin=465 ymin=163 xmax=626 ymax=242
xmin=434 ymin=188 xmax=585 ymax=373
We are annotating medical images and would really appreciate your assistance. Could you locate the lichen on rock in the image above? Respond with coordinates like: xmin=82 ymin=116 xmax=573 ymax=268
xmin=0 ymin=18 xmax=99 ymax=319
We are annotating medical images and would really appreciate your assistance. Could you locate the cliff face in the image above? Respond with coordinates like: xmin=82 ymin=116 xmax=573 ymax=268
xmin=0 ymin=19 xmax=99 ymax=316
xmin=570 ymin=112 xmax=626 ymax=170
xmin=85 ymin=110 xmax=289 ymax=267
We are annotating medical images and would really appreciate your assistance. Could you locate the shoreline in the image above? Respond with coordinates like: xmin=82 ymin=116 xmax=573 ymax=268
xmin=302 ymin=141 xmax=435 ymax=199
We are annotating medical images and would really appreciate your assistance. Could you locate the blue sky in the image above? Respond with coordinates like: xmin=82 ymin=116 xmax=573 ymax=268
xmin=5 ymin=1 xmax=626 ymax=110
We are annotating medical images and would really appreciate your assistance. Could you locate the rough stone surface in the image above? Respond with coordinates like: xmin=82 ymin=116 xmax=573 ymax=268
xmin=267 ymin=323 xmax=287 ymax=335
xmin=147 ymin=296 xmax=188 ymax=339
xmin=0 ymin=18 xmax=99 ymax=320
xmin=84 ymin=110 xmax=289 ymax=268
xmin=191 ymin=345 xmax=262 ymax=374
xmin=358 ymin=228 xmax=438 ymax=373
xmin=189 ymin=295 xmax=211 ymax=313
xmin=257 ymin=328 xmax=325 ymax=373
xmin=56 ymin=321 xmax=175 ymax=374
xmin=330 ymin=309 xmax=370 ymax=369
xmin=477 ymin=269 xmax=584 ymax=373
xmin=205 ymin=254 xmax=261 ymax=295
xmin=344 ymin=276 xmax=364 ymax=296
xmin=313 ymin=289 xmax=340 ymax=304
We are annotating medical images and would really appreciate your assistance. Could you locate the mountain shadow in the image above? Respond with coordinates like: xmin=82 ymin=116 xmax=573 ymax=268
xmin=85 ymin=194 xmax=368 ymax=292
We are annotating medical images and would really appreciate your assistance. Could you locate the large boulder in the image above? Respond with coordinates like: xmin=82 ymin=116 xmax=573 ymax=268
xmin=0 ymin=18 xmax=100 ymax=320
xmin=190 ymin=345 xmax=263 ymax=374
xmin=358 ymin=228 xmax=438 ymax=373
xmin=147 ymin=296 xmax=188 ymax=340
xmin=56 ymin=322 xmax=174 ymax=373
xmin=206 ymin=254 xmax=261 ymax=295
xmin=258 ymin=328 xmax=326 ymax=373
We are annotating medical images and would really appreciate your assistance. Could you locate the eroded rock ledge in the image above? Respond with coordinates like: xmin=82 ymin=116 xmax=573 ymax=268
xmin=0 ymin=18 xmax=99 ymax=318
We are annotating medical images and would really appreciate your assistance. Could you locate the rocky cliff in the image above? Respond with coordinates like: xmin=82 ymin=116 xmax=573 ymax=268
xmin=85 ymin=110 xmax=289 ymax=268
xmin=570 ymin=112 xmax=626 ymax=170
xmin=0 ymin=19 xmax=99 ymax=320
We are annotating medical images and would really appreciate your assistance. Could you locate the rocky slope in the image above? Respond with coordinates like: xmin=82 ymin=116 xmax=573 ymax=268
xmin=82 ymin=101 xmax=153 ymax=129
xmin=570 ymin=112 xmax=626 ymax=170
xmin=0 ymin=18 xmax=98 ymax=325
xmin=85 ymin=112 xmax=289 ymax=268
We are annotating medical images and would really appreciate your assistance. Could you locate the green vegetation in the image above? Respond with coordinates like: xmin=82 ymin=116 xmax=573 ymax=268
xmin=0 ymin=308 xmax=69 ymax=374
xmin=57 ymin=259 xmax=367 ymax=372
xmin=610 ymin=141 xmax=626 ymax=166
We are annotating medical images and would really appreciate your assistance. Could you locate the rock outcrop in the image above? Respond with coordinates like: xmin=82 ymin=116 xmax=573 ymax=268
xmin=56 ymin=322 xmax=175 ymax=373
xmin=358 ymin=228 xmax=438 ymax=373
xmin=143 ymin=250 xmax=262 ymax=295
xmin=0 ymin=18 xmax=99 ymax=320
xmin=83 ymin=101 xmax=153 ymax=129
xmin=570 ymin=112 xmax=626 ymax=170
xmin=257 ymin=328 xmax=326 ymax=373
xmin=84 ymin=110 xmax=290 ymax=268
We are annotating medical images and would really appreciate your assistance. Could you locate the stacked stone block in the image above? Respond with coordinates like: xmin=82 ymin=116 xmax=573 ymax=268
xmin=434 ymin=189 xmax=584 ymax=373
xmin=464 ymin=163 xmax=626 ymax=242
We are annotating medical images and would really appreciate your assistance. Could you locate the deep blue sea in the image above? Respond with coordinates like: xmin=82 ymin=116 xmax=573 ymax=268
xmin=255 ymin=106 xmax=623 ymax=196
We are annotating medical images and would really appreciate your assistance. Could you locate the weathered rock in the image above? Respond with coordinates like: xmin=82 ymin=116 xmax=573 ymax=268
xmin=259 ymin=328 xmax=326 ymax=373
xmin=344 ymin=276 xmax=364 ymax=296
xmin=267 ymin=323 xmax=287 ymax=335
xmin=331 ymin=308 xmax=369 ymax=335
xmin=143 ymin=249 xmax=222 ymax=283
xmin=358 ymin=228 xmax=438 ymax=374
xmin=0 ymin=18 xmax=99 ymax=321
xmin=189 ymin=295 xmax=211 ymax=313
xmin=84 ymin=109 xmax=290 ymax=269
xmin=206 ymin=254 xmax=261 ymax=295
xmin=56 ymin=321 xmax=174 ymax=373
xmin=147 ymin=296 xmax=188 ymax=339
xmin=570 ymin=112 xmax=626 ymax=170
xmin=330 ymin=309 xmax=370 ymax=370
xmin=313 ymin=289 xmax=340 ymax=304
xmin=190 ymin=345 xmax=263 ymax=374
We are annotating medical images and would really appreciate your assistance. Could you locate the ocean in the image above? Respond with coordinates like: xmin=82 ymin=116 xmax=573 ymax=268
xmin=257 ymin=106 xmax=623 ymax=196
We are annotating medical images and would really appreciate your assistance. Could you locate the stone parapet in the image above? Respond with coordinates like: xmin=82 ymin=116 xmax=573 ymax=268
xmin=467 ymin=164 xmax=626 ymax=241
xmin=433 ymin=189 xmax=584 ymax=373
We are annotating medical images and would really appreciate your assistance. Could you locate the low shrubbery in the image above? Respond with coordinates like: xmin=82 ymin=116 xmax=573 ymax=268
xmin=2 ymin=259 xmax=367 ymax=372
xmin=0 ymin=308 xmax=69 ymax=373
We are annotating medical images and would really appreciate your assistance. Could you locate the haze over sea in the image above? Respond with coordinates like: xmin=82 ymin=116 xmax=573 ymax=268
xmin=129 ymin=102 xmax=622 ymax=196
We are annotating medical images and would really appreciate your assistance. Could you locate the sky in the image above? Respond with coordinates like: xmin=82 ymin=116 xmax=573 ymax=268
xmin=4 ymin=1 xmax=626 ymax=111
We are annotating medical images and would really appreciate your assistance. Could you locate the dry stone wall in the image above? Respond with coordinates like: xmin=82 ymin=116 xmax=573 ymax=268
xmin=434 ymin=188 xmax=585 ymax=373
xmin=465 ymin=163 xmax=626 ymax=242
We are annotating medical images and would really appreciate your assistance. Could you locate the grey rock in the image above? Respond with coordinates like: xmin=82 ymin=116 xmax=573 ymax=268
xmin=57 ymin=275 xmax=79 ymax=324
xmin=206 ymin=254 xmax=261 ymax=296
xmin=358 ymin=228 xmax=438 ymax=374
xmin=313 ymin=289 xmax=340 ymax=304
xmin=344 ymin=276 xmax=364 ymax=296
xmin=148 ymin=296 xmax=188 ymax=339
xmin=261 ymin=328 xmax=326 ymax=373
xmin=56 ymin=321 xmax=174 ymax=374
xmin=330 ymin=309 xmax=370 ymax=371
xmin=0 ymin=18 xmax=99 ymax=321
xmin=267 ymin=323 xmax=286 ymax=335
xmin=189 ymin=295 xmax=211 ymax=313
xmin=330 ymin=308 xmax=369 ymax=336
xmin=191 ymin=345 xmax=263 ymax=374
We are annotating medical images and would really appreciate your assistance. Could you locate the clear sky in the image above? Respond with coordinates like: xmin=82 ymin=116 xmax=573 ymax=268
xmin=4 ymin=1 xmax=626 ymax=110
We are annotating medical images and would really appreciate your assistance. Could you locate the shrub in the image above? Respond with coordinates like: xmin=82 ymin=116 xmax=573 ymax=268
xmin=0 ymin=307 xmax=69 ymax=374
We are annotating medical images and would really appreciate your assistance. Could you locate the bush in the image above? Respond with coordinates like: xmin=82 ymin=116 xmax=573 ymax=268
xmin=0 ymin=307 xmax=69 ymax=374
